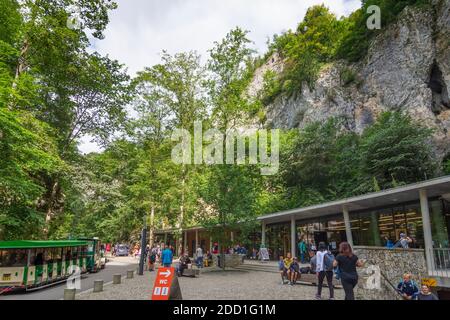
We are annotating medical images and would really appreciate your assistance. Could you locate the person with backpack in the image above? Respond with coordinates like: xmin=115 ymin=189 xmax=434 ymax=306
xmin=333 ymin=242 xmax=364 ymax=300
xmin=312 ymin=242 xmax=335 ymax=300
xmin=397 ymin=273 xmax=419 ymax=300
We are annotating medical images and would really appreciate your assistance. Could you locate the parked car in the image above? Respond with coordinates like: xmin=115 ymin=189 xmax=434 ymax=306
xmin=116 ymin=244 xmax=129 ymax=256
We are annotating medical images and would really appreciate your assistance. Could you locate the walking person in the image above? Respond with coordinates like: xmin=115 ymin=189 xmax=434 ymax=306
xmin=333 ymin=242 xmax=364 ymax=300
xmin=313 ymin=242 xmax=335 ymax=300
xmin=162 ymin=243 xmax=173 ymax=267
xmin=298 ymin=237 xmax=307 ymax=264
xmin=196 ymin=246 xmax=204 ymax=268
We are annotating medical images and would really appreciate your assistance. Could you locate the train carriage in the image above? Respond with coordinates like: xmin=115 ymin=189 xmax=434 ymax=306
xmin=0 ymin=240 xmax=89 ymax=292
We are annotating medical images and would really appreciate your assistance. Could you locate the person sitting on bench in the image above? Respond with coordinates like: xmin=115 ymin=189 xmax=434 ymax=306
xmin=289 ymin=257 xmax=300 ymax=285
xmin=177 ymin=253 xmax=191 ymax=276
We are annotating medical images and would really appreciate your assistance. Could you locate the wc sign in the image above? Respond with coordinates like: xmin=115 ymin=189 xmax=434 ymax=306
xmin=152 ymin=267 xmax=174 ymax=300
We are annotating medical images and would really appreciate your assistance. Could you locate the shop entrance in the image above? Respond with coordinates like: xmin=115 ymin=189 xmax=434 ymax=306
xmin=314 ymin=231 xmax=327 ymax=247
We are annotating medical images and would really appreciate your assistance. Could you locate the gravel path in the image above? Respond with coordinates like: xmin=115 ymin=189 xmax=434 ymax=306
xmin=77 ymin=268 xmax=343 ymax=300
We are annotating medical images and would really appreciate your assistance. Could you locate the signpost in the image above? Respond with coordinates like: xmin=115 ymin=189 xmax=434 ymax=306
xmin=259 ymin=247 xmax=269 ymax=261
xmin=152 ymin=267 xmax=177 ymax=300
xmin=422 ymin=278 xmax=437 ymax=287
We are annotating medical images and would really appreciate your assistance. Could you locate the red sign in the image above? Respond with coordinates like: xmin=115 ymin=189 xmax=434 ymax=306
xmin=151 ymin=267 xmax=175 ymax=300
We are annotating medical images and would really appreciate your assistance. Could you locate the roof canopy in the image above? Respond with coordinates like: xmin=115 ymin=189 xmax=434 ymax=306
xmin=258 ymin=176 xmax=450 ymax=225
xmin=0 ymin=240 xmax=88 ymax=249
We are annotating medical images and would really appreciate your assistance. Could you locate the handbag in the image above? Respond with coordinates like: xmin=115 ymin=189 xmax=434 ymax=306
xmin=334 ymin=266 xmax=341 ymax=280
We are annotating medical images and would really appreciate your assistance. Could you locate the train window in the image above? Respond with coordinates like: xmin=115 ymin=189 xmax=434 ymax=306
xmin=46 ymin=248 xmax=54 ymax=264
xmin=80 ymin=246 xmax=87 ymax=257
xmin=0 ymin=250 xmax=27 ymax=267
xmin=32 ymin=249 xmax=44 ymax=266
xmin=53 ymin=248 xmax=62 ymax=262
xmin=72 ymin=246 xmax=78 ymax=259
xmin=29 ymin=249 xmax=36 ymax=266
xmin=65 ymin=247 xmax=72 ymax=261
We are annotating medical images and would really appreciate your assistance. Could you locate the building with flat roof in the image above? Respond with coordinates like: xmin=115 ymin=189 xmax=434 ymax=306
xmin=155 ymin=176 xmax=450 ymax=287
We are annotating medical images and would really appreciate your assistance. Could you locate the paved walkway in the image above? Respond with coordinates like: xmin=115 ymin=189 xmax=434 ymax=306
xmin=77 ymin=267 xmax=343 ymax=300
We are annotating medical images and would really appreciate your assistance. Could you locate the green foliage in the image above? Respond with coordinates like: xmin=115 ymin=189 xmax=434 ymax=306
xmin=360 ymin=111 xmax=436 ymax=188
xmin=274 ymin=112 xmax=436 ymax=211
xmin=337 ymin=0 xmax=431 ymax=61
xmin=0 ymin=0 xmax=444 ymax=246
xmin=0 ymin=108 xmax=62 ymax=239
xmin=259 ymin=70 xmax=282 ymax=106
xmin=339 ymin=66 xmax=358 ymax=86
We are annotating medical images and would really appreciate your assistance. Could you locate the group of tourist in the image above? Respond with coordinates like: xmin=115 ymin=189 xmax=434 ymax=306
xmin=280 ymin=241 xmax=362 ymax=300
xmin=396 ymin=273 xmax=439 ymax=300
xmin=279 ymin=239 xmax=439 ymax=300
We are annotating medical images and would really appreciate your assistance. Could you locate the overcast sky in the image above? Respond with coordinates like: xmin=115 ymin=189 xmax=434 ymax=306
xmin=80 ymin=0 xmax=362 ymax=154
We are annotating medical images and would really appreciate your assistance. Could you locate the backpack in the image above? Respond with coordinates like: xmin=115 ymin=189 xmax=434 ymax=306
xmin=323 ymin=253 xmax=335 ymax=271
xmin=300 ymin=266 xmax=311 ymax=274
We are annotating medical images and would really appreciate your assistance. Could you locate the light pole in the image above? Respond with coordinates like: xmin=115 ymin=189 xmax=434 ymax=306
xmin=138 ymin=214 xmax=147 ymax=276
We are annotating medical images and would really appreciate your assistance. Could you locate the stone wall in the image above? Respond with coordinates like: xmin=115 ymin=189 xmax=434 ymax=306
xmin=354 ymin=246 xmax=427 ymax=300
xmin=212 ymin=254 xmax=244 ymax=268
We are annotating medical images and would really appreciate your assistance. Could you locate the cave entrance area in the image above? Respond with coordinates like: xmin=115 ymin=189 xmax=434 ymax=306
xmin=428 ymin=61 xmax=449 ymax=115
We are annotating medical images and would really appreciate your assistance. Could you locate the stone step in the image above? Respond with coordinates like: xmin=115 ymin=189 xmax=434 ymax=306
xmin=233 ymin=264 xmax=278 ymax=273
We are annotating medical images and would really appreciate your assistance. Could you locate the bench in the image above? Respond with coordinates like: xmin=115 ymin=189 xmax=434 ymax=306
xmin=293 ymin=273 xmax=341 ymax=288
xmin=180 ymin=268 xmax=200 ymax=278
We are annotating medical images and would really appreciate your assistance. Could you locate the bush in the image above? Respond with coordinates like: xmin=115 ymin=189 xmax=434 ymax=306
xmin=360 ymin=111 xmax=436 ymax=188
xmin=259 ymin=70 xmax=282 ymax=105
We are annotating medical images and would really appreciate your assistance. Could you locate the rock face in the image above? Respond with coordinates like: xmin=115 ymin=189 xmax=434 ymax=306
xmin=249 ymin=2 xmax=450 ymax=159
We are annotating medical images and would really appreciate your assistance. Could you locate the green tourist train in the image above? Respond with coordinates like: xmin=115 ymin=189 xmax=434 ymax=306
xmin=0 ymin=238 xmax=105 ymax=292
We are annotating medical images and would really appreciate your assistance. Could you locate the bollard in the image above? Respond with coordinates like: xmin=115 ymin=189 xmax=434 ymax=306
xmin=127 ymin=270 xmax=134 ymax=279
xmin=113 ymin=274 xmax=121 ymax=284
xmin=93 ymin=279 xmax=103 ymax=292
xmin=64 ymin=288 xmax=76 ymax=300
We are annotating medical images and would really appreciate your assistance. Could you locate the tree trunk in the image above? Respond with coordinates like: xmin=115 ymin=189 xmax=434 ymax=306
xmin=42 ymin=179 xmax=61 ymax=239
xmin=177 ymin=165 xmax=186 ymax=257
xmin=9 ymin=39 xmax=29 ymax=109
xmin=149 ymin=206 xmax=155 ymax=248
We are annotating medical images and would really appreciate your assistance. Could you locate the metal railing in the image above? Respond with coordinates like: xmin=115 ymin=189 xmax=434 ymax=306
xmin=431 ymin=248 xmax=450 ymax=278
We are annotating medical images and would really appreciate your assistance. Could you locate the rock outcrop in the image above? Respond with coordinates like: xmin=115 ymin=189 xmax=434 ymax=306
xmin=249 ymin=1 xmax=450 ymax=159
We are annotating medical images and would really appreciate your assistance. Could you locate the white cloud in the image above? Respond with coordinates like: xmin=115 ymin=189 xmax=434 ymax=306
xmin=80 ymin=0 xmax=361 ymax=154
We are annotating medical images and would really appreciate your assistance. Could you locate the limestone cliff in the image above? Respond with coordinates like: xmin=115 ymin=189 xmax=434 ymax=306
xmin=249 ymin=1 xmax=450 ymax=159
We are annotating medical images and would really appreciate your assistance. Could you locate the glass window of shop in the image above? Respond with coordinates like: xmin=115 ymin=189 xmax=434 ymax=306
xmin=430 ymin=199 xmax=450 ymax=248
xmin=351 ymin=202 xmax=425 ymax=248
xmin=296 ymin=215 xmax=347 ymax=254
xmin=266 ymin=223 xmax=290 ymax=260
